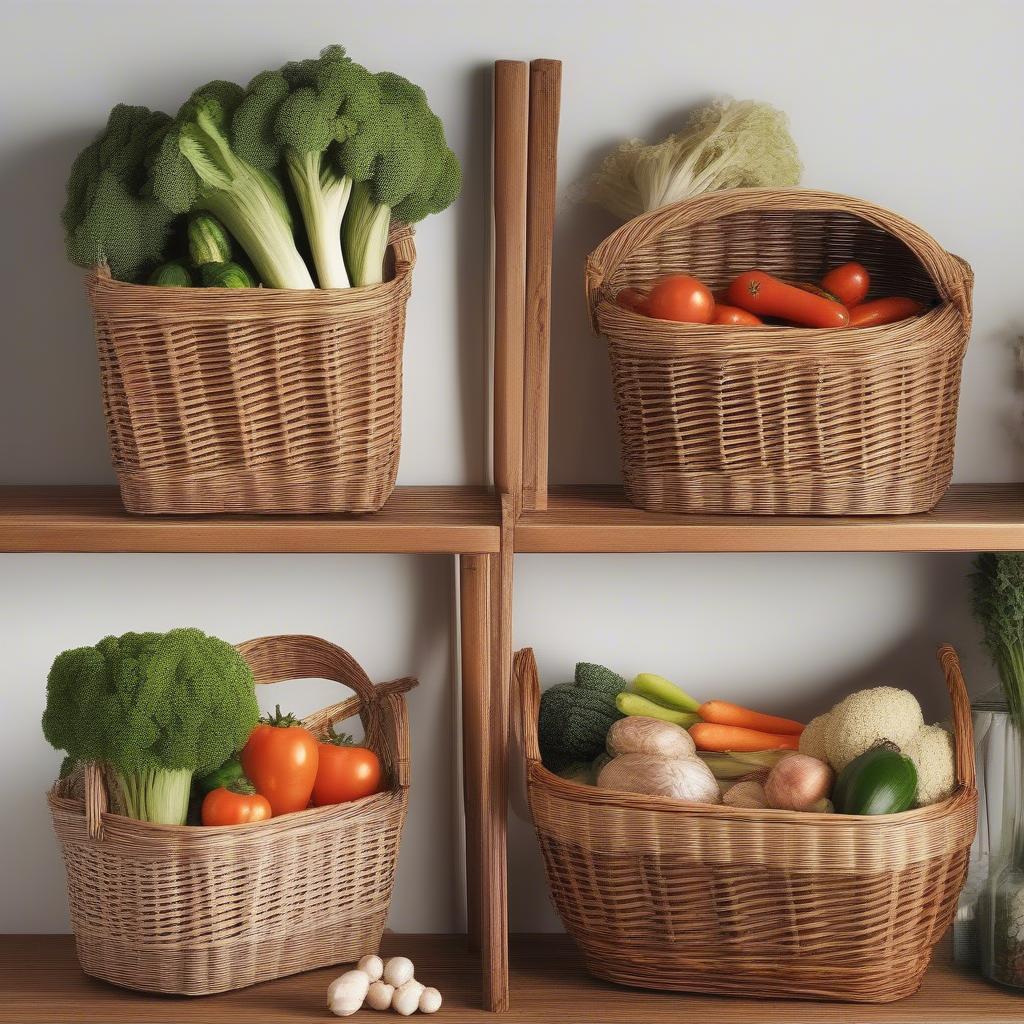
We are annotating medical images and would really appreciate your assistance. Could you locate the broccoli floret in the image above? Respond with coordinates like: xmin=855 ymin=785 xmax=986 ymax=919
xmin=42 ymin=628 xmax=259 ymax=825
xmin=147 ymin=81 xmax=314 ymax=289
xmin=341 ymin=70 xmax=461 ymax=286
xmin=232 ymin=46 xmax=381 ymax=288
xmin=62 ymin=104 xmax=177 ymax=282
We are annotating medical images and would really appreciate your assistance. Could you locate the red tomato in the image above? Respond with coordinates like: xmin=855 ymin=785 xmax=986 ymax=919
xmin=726 ymin=271 xmax=850 ymax=329
xmin=312 ymin=736 xmax=383 ymax=806
xmin=646 ymin=275 xmax=715 ymax=324
xmin=616 ymin=287 xmax=649 ymax=315
xmin=201 ymin=780 xmax=272 ymax=826
xmin=241 ymin=706 xmax=320 ymax=816
xmin=821 ymin=262 xmax=870 ymax=307
xmin=847 ymin=297 xmax=924 ymax=328
xmin=711 ymin=304 xmax=762 ymax=326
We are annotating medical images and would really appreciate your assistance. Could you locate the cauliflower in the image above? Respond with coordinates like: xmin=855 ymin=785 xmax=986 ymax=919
xmin=904 ymin=724 xmax=956 ymax=806
xmin=798 ymin=712 xmax=830 ymax=761
xmin=823 ymin=686 xmax=923 ymax=772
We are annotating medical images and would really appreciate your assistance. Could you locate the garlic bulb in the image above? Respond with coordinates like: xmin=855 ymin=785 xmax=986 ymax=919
xmin=597 ymin=753 xmax=720 ymax=804
xmin=764 ymin=753 xmax=834 ymax=811
xmin=606 ymin=716 xmax=696 ymax=759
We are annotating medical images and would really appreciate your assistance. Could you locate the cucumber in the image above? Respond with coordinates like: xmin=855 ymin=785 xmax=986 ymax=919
xmin=833 ymin=742 xmax=917 ymax=815
xmin=188 ymin=213 xmax=232 ymax=265
xmin=632 ymin=673 xmax=701 ymax=713
xmin=195 ymin=756 xmax=244 ymax=794
xmin=147 ymin=261 xmax=191 ymax=287
xmin=199 ymin=261 xmax=254 ymax=288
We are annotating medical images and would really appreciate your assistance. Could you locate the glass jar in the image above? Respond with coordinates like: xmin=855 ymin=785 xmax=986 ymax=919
xmin=977 ymin=706 xmax=1024 ymax=988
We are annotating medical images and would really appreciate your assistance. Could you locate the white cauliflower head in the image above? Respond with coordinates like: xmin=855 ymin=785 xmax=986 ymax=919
xmin=904 ymin=723 xmax=957 ymax=806
xmin=798 ymin=712 xmax=830 ymax=761
xmin=823 ymin=686 xmax=923 ymax=772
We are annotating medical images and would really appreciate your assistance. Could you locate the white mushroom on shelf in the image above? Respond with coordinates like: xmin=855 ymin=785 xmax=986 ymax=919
xmin=327 ymin=954 xmax=443 ymax=1016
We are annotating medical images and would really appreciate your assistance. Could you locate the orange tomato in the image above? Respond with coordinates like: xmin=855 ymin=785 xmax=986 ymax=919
xmin=726 ymin=271 xmax=850 ymax=329
xmin=616 ymin=287 xmax=649 ymax=315
xmin=241 ymin=706 xmax=320 ymax=816
xmin=201 ymin=779 xmax=272 ymax=826
xmin=646 ymin=275 xmax=715 ymax=324
xmin=821 ymin=262 xmax=870 ymax=307
xmin=711 ymin=304 xmax=762 ymax=326
xmin=847 ymin=297 xmax=924 ymax=328
xmin=312 ymin=736 xmax=383 ymax=806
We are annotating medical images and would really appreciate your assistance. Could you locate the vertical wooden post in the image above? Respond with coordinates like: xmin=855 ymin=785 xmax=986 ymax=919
xmin=523 ymin=59 xmax=561 ymax=512
xmin=493 ymin=61 xmax=529 ymax=517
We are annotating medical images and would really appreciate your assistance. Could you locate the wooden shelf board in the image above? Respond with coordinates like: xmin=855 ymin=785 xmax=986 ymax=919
xmin=516 ymin=484 xmax=1024 ymax=553
xmin=1 ymin=933 xmax=1018 ymax=1022
xmin=0 ymin=486 xmax=500 ymax=555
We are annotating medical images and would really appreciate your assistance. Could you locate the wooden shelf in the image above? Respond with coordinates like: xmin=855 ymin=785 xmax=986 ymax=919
xmin=516 ymin=484 xmax=1024 ymax=553
xmin=0 ymin=486 xmax=500 ymax=555
xmin=1 ymin=933 xmax=1018 ymax=1022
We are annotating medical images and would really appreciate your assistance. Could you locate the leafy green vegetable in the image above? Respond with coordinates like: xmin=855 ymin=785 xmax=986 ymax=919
xmin=589 ymin=99 xmax=801 ymax=220
xmin=147 ymin=81 xmax=314 ymax=289
xmin=972 ymin=553 xmax=1024 ymax=728
xmin=148 ymin=261 xmax=191 ymax=287
xmin=62 ymin=104 xmax=176 ymax=282
xmin=199 ymin=261 xmax=253 ymax=288
xmin=187 ymin=213 xmax=232 ymax=265
xmin=42 ymin=628 xmax=259 ymax=825
xmin=538 ymin=662 xmax=627 ymax=773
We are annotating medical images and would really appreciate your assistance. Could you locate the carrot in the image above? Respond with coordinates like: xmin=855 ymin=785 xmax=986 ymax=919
xmin=847 ymin=297 xmax=924 ymax=328
xmin=726 ymin=270 xmax=849 ymax=328
xmin=689 ymin=722 xmax=801 ymax=752
xmin=698 ymin=700 xmax=804 ymax=736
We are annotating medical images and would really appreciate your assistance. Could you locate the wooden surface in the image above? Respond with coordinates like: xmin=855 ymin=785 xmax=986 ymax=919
xmin=522 ymin=59 xmax=561 ymax=513
xmin=492 ymin=60 xmax=529 ymax=517
xmin=516 ymin=484 xmax=1024 ymax=552
xmin=2 ymin=933 xmax=1020 ymax=1022
xmin=0 ymin=486 xmax=500 ymax=554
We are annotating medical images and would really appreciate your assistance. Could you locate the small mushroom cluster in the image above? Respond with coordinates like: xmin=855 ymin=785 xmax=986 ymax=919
xmin=328 ymin=954 xmax=442 ymax=1017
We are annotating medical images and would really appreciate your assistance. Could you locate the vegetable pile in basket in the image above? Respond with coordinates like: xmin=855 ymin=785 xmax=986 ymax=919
xmin=62 ymin=45 xmax=460 ymax=289
xmin=617 ymin=262 xmax=926 ymax=329
xmin=42 ymin=629 xmax=384 ymax=827
xmin=538 ymin=661 xmax=956 ymax=815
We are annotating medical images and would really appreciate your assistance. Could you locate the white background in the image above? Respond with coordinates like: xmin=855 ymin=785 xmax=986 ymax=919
xmin=1 ymin=0 xmax=1021 ymax=933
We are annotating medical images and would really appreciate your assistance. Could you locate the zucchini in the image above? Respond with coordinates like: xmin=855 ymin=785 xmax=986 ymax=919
xmin=199 ymin=261 xmax=254 ymax=288
xmin=615 ymin=691 xmax=699 ymax=727
xmin=147 ymin=261 xmax=191 ymax=287
xmin=631 ymin=673 xmax=701 ymax=713
xmin=188 ymin=213 xmax=232 ymax=266
xmin=833 ymin=742 xmax=917 ymax=815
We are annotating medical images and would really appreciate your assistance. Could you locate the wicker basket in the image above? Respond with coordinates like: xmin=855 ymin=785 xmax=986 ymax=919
xmin=88 ymin=226 xmax=415 ymax=514
xmin=586 ymin=189 xmax=974 ymax=515
xmin=48 ymin=635 xmax=415 ymax=996
xmin=514 ymin=644 xmax=977 ymax=1002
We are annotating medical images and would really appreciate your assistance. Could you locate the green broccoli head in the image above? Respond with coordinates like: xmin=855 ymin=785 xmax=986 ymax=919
xmin=537 ymin=665 xmax=627 ymax=772
xmin=43 ymin=628 xmax=259 ymax=778
xmin=62 ymin=103 xmax=177 ymax=281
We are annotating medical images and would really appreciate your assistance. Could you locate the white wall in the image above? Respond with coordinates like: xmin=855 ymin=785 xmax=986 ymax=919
xmin=1 ymin=0 xmax=1021 ymax=933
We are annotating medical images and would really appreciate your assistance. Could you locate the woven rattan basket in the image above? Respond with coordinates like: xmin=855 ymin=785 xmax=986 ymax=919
xmin=586 ymin=189 xmax=974 ymax=515
xmin=88 ymin=225 xmax=415 ymax=514
xmin=48 ymin=635 xmax=415 ymax=996
xmin=514 ymin=644 xmax=977 ymax=1002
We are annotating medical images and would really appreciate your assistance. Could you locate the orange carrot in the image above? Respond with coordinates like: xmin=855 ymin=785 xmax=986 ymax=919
xmin=689 ymin=723 xmax=801 ymax=752
xmin=698 ymin=700 xmax=804 ymax=736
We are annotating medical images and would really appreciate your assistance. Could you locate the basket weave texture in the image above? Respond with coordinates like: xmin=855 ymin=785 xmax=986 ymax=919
xmin=89 ymin=226 xmax=415 ymax=514
xmin=48 ymin=635 xmax=415 ymax=996
xmin=586 ymin=189 xmax=974 ymax=515
xmin=514 ymin=645 xmax=977 ymax=1003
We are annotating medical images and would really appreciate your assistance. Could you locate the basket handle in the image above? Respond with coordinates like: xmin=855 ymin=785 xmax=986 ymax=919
xmin=388 ymin=222 xmax=416 ymax=280
xmin=938 ymin=643 xmax=975 ymax=791
xmin=585 ymin=188 xmax=973 ymax=331
xmin=512 ymin=647 xmax=543 ymax=767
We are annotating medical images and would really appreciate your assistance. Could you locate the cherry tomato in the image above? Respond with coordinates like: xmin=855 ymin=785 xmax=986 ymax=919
xmin=312 ymin=736 xmax=383 ymax=806
xmin=711 ymin=304 xmax=762 ymax=326
xmin=821 ymin=262 xmax=870 ymax=307
xmin=646 ymin=275 xmax=715 ymax=324
xmin=616 ymin=287 xmax=649 ymax=315
xmin=241 ymin=706 xmax=319 ymax=816
xmin=847 ymin=297 xmax=924 ymax=328
xmin=201 ymin=779 xmax=272 ymax=826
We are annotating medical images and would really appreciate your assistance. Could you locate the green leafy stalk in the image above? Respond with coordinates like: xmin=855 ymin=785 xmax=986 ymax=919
xmin=342 ymin=179 xmax=392 ymax=285
xmin=110 ymin=766 xmax=192 ymax=825
xmin=286 ymin=150 xmax=352 ymax=287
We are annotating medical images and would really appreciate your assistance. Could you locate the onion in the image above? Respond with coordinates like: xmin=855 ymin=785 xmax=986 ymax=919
xmin=597 ymin=753 xmax=720 ymax=804
xmin=763 ymin=753 xmax=834 ymax=811
xmin=606 ymin=717 xmax=696 ymax=759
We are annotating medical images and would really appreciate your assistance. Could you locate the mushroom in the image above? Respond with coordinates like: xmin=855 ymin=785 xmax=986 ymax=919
xmin=357 ymin=954 xmax=385 ymax=982
xmin=391 ymin=979 xmax=425 ymax=1016
xmin=419 ymin=986 xmax=443 ymax=1014
xmin=383 ymin=956 xmax=415 ymax=988
xmin=365 ymin=980 xmax=394 ymax=1011
xmin=327 ymin=969 xmax=370 ymax=1016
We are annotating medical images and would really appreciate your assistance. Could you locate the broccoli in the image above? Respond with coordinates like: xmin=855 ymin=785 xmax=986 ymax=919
xmin=147 ymin=80 xmax=315 ymax=289
xmin=42 ymin=628 xmax=259 ymax=825
xmin=62 ymin=104 xmax=177 ymax=282
xmin=232 ymin=46 xmax=381 ymax=289
xmin=341 ymin=71 xmax=461 ymax=286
